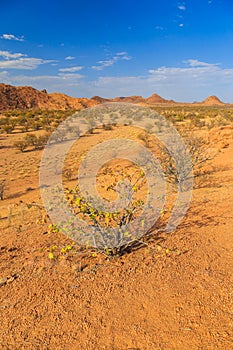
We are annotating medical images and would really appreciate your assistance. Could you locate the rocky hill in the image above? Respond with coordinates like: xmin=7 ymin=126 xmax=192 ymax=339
xmin=91 ymin=96 xmax=110 ymax=103
xmin=0 ymin=84 xmax=97 ymax=111
xmin=145 ymin=93 xmax=175 ymax=104
xmin=201 ymin=95 xmax=225 ymax=106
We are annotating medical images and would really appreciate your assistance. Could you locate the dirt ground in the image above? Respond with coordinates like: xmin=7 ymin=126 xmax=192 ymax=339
xmin=0 ymin=123 xmax=233 ymax=350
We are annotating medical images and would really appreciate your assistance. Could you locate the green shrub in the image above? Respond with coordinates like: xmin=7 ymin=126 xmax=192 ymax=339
xmin=14 ymin=140 xmax=28 ymax=152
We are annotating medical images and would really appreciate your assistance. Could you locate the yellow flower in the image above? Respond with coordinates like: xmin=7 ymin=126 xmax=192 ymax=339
xmin=48 ymin=252 xmax=55 ymax=260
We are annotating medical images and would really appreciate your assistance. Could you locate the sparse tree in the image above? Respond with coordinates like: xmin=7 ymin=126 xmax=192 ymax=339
xmin=14 ymin=140 xmax=28 ymax=152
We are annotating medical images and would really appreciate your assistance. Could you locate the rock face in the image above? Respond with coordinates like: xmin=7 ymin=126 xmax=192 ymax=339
xmin=201 ymin=95 xmax=225 ymax=106
xmin=0 ymin=84 xmax=98 ymax=111
xmin=0 ymin=84 xmax=49 ymax=110
xmin=145 ymin=93 xmax=175 ymax=104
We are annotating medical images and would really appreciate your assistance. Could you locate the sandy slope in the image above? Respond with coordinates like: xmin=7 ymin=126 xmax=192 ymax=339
xmin=0 ymin=127 xmax=233 ymax=350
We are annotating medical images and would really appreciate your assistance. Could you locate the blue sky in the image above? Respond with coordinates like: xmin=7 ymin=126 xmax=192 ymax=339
xmin=0 ymin=0 xmax=233 ymax=101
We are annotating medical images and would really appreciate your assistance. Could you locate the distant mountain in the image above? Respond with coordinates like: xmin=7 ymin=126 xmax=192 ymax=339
xmin=145 ymin=93 xmax=175 ymax=104
xmin=0 ymin=83 xmax=228 ymax=110
xmin=112 ymin=95 xmax=145 ymax=103
xmin=91 ymin=96 xmax=110 ymax=103
xmin=201 ymin=95 xmax=225 ymax=106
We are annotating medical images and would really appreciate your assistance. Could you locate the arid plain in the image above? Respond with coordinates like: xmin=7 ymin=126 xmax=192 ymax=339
xmin=0 ymin=84 xmax=233 ymax=349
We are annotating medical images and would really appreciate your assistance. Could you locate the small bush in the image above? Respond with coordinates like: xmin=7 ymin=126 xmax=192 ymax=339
xmin=103 ymin=124 xmax=113 ymax=131
xmin=152 ymin=132 xmax=214 ymax=189
xmin=14 ymin=140 xmax=28 ymax=152
xmin=63 ymin=167 xmax=147 ymax=255
xmin=14 ymin=133 xmax=49 ymax=152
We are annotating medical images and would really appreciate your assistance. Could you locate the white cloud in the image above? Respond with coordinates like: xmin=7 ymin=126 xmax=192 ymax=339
xmin=0 ymin=57 xmax=54 ymax=70
xmin=178 ymin=5 xmax=186 ymax=11
xmin=148 ymin=60 xmax=222 ymax=79
xmin=65 ymin=56 xmax=75 ymax=60
xmin=1 ymin=34 xmax=25 ymax=42
xmin=0 ymin=51 xmax=26 ymax=59
xmin=185 ymin=59 xmax=219 ymax=67
xmin=58 ymin=73 xmax=84 ymax=80
xmin=0 ymin=50 xmax=55 ymax=70
xmin=92 ymin=59 xmax=115 ymax=70
xmin=179 ymin=23 xmax=184 ymax=27
xmin=115 ymin=52 xmax=127 ymax=56
xmin=59 ymin=66 xmax=83 ymax=72
xmin=0 ymin=71 xmax=84 ymax=98
xmin=91 ymin=52 xmax=132 ymax=70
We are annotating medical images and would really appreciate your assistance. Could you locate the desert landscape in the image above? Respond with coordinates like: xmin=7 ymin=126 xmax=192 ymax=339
xmin=1 ymin=0 xmax=233 ymax=348
xmin=0 ymin=83 xmax=232 ymax=349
